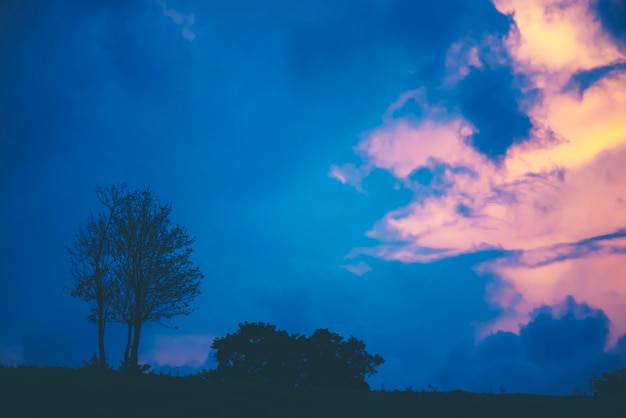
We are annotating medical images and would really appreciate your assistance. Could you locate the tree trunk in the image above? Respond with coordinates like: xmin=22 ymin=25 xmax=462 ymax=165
xmin=123 ymin=322 xmax=133 ymax=369
xmin=94 ymin=267 xmax=107 ymax=370
xmin=128 ymin=291 xmax=143 ymax=371
xmin=130 ymin=319 xmax=142 ymax=371
xmin=97 ymin=306 xmax=106 ymax=369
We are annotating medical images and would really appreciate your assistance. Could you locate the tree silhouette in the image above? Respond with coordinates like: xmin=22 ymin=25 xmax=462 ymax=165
xmin=299 ymin=328 xmax=384 ymax=390
xmin=210 ymin=322 xmax=304 ymax=385
xmin=69 ymin=185 xmax=203 ymax=371
xmin=589 ymin=368 xmax=626 ymax=396
xmin=68 ymin=184 xmax=127 ymax=369
xmin=208 ymin=322 xmax=384 ymax=390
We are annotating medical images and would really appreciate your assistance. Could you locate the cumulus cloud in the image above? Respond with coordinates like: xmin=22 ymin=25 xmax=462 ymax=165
xmin=436 ymin=297 xmax=624 ymax=394
xmin=493 ymin=0 xmax=622 ymax=77
xmin=333 ymin=0 xmax=626 ymax=345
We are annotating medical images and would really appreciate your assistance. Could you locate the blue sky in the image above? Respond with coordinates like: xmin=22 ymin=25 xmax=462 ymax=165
xmin=1 ymin=0 xmax=626 ymax=394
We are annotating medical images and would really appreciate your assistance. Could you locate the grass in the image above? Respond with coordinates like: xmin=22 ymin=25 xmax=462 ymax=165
xmin=0 ymin=366 xmax=624 ymax=417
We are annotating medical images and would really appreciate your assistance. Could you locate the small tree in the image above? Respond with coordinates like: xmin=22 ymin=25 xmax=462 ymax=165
xmin=68 ymin=185 xmax=126 ymax=369
xmin=111 ymin=187 xmax=203 ymax=371
xmin=208 ymin=322 xmax=384 ymax=390
xmin=300 ymin=328 xmax=384 ymax=390
xmin=210 ymin=322 xmax=303 ymax=385
xmin=69 ymin=185 xmax=204 ymax=372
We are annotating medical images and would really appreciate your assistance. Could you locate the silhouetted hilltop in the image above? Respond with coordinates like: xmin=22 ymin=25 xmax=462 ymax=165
xmin=1 ymin=366 xmax=624 ymax=418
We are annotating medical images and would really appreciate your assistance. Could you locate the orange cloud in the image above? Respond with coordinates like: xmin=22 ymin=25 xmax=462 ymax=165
xmin=333 ymin=0 xmax=626 ymax=345
xmin=493 ymin=0 xmax=623 ymax=76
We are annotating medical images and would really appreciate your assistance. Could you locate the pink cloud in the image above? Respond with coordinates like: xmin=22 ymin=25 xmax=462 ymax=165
xmin=140 ymin=333 xmax=214 ymax=368
xmin=328 ymin=163 xmax=369 ymax=194
xmin=478 ymin=237 xmax=626 ymax=346
xmin=333 ymin=0 xmax=626 ymax=344
xmin=357 ymin=117 xmax=478 ymax=179
xmin=492 ymin=0 xmax=622 ymax=77
xmin=443 ymin=39 xmax=483 ymax=85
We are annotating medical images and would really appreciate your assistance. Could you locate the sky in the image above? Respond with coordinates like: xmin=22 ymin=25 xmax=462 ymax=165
xmin=1 ymin=0 xmax=625 ymax=395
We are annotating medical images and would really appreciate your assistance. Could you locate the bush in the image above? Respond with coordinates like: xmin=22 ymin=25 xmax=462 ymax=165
xmin=208 ymin=322 xmax=384 ymax=390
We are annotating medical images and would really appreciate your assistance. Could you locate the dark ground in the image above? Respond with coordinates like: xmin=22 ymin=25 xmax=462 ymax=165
xmin=0 ymin=367 xmax=624 ymax=418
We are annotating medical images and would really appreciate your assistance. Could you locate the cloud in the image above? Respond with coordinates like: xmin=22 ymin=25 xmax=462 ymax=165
xmin=444 ymin=39 xmax=483 ymax=85
xmin=521 ymin=297 xmax=611 ymax=363
xmin=328 ymin=163 xmax=369 ymax=194
xmin=356 ymin=113 xmax=479 ymax=181
xmin=478 ymin=234 xmax=626 ymax=346
xmin=156 ymin=0 xmax=196 ymax=41
xmin=140 ymin=333 xmax=214 ymax=368
xmin=436 ymin=297 xmax=624 ymax=394
xmin=566 ymin=62 xmax=626 ymax=94
xmin=332 ymin=0 xmax=626 ymax=344
xmin=340 ymin=260 xmax=373 ymax=276
xmin=286 ymin=0 xmax=511 ymax=87
xmin=592 ymin=0 xmax=626 ymax=50
xmin=452 ymin=66 xmax=533 ymax=159
xmin=493 ymin=0 xmax=623 ymax=76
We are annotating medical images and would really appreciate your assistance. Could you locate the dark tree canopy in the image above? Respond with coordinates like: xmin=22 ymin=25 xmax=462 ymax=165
xmin=589 ymin=368 xmax=626 ymax=396
xmin=301 ymin=328 xmax=384 ymax=390
xmin=69 ymin=184 xmax=203 ymax=371
xmin=208 ymin=322 xmax=384 ymax=390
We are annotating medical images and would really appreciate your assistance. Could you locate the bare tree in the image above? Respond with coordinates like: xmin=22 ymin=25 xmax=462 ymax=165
xmin=109 ymin=187 xmax=203 ymax=371
xmin=68 ymin=184 xmax=127 ymax=369
xmin=69 ymin=185 xmax=203 ymax=372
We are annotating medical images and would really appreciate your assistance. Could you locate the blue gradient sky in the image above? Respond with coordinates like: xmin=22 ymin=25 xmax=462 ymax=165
xmin=1 ymin=0 xmax=626 ymax=394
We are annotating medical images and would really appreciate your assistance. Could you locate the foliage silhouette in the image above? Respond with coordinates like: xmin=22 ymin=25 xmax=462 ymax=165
xmin=208 ymin=322 xmax=384 ymax=390
xmin=589 ymin=368 xmax=626 ymax=396
xmin=69 ymin=184 xmax=204 ymax=372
